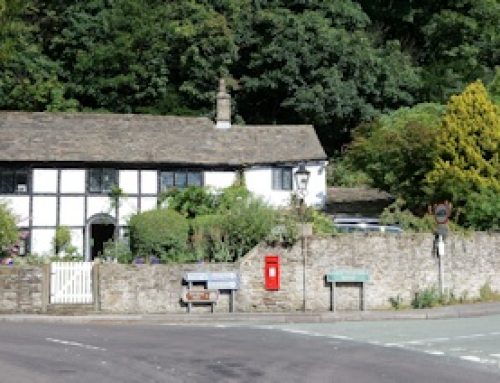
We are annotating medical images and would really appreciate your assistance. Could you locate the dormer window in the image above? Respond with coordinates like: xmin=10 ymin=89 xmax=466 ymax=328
xmin=0 ymin=168 xmax=29 ymax=194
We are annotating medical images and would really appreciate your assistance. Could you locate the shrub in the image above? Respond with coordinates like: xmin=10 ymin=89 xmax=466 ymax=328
xmin=103 ymin=239 xmax=133 ymax=264
xmin=128 ymin=208 xmax=189 ymax=263
xmin=462 ymin=188 xmax=500 ymax=231
xmin=479 ymin=283 xmax=500 ymax=302
xmin=160 ymin=186 xmax=216 ymax=218
xmin=221 ymin=197 xmax=276 ymax=261
xmin=411 ymin=287 xmax=440 ymax=309
xmin=53 ymin=226 xmax=72 ymax=255
xmin=266 ymin=211 xmax=298 ymax=247
xmin=0 ymin=202 xmax=18 ymax=257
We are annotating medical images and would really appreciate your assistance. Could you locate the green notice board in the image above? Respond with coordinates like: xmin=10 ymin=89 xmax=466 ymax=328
xmin=327 ymin=268 xmax=370 ymax=283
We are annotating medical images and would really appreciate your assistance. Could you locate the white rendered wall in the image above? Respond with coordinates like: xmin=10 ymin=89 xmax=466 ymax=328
xmin=60 ymin=196 xmax=85 ymax=226
xmin=60 ymin=169 xmax=86 ymax=193
xmin=0 ymin=196 xmax=30 ymax=226
xmin=119 ymin=197 xmax=138 ymax=225
xmin=244 ymin=162 xmax=327 ymax=208
xmin=204 ymin=171 xmax=236 ymax=189
xmin=120 ymin=170 xmax=138 ymax=194
xmin=31 ymin=228 xmax=55 ymax=255
xmin=141 ymin=170 xmax=157 ymax=194
xmin=140 ymin=197 xmax=157 ymax=212
xmin=87 ymin=196 xmax=114 ymax=219
xmin=304 ymin=162 xmax=327 ymax=208
xmin=69 ymin=229 xmax=84 ymax=255
xmin=32 ymin=196 xmax=57 ymax=226
xmin=33 ymin=169 xmax=58 ymax=193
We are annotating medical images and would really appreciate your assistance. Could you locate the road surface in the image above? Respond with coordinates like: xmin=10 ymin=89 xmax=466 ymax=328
xmin=0 ymin=316 xmax=499 ymax=382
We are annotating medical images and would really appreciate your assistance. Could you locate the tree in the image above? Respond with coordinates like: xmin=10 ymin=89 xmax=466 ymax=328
xmin=0 ymin=202 xmax=18 ymax=257
xmin=344 ymin=103 xmax=444 ymax=212
xmin=358 ymin=0 xmax=500 ymax=103
xmin=232 ymin=2 xmax=421 ymax=152
xmin=425 ymin=80 xmax=500 ymax=223
xmin=0 ymin=0 xmax=77 ymax=111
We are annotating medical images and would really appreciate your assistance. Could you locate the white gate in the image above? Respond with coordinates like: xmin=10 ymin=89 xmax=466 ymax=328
xmin=50 ymin=262 xmax=94 ymax=304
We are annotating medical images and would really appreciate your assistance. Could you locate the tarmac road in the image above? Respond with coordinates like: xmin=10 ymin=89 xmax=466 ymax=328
xmin=1 ymin=320 xmax=499 ymax=383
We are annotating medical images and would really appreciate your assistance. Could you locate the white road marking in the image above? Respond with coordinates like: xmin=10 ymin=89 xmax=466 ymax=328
xmin=490 ymin=354 xmax=500 ymax=358
xmin=460 ymin=356 xmax=483 ymax=363
xmin=424 ymin=350 xmax=444 ymax=355
xmin=46 ymin=337 xmax=107 ymax=351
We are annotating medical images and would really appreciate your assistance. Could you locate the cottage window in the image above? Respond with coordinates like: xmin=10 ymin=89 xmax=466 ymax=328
xmin=88 ymin=168 xmax=117 ymax=193
xmin=160 ymin=170 xmax=203 ymax=191
xmin=0 ymin=168 xmax=29 ymax=194
xmin=272 ymin=167 xmax=292 ymax=191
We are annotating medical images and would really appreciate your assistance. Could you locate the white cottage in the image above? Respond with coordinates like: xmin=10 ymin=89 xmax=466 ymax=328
xmin=0 ymin=81 xmax=327 ymax=260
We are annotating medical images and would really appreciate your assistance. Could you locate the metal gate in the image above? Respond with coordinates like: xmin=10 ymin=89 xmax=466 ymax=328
xmin=50 ymin=262 xmax=94 ymax=304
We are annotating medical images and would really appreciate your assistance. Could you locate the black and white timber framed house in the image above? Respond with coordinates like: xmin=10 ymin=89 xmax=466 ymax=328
xmin=0 ymin=80 xmax=327 ymax=260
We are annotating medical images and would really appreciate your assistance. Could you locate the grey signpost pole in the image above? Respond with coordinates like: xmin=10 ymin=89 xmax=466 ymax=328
xmin=437 ymin=234 xmax=445 ymax=296
xmin=434 ymin=202 xmax=451 ymax=297
xmin=295 ymin=164 xmax=310 ymax=312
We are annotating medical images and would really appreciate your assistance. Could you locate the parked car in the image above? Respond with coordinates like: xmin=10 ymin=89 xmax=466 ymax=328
xmin=332 ymin=217 xmax=403 ymax=233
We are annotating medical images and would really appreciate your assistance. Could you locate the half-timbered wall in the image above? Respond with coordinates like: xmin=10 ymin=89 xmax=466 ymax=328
xmin=1 ymin=162 xmax=326 ymax=257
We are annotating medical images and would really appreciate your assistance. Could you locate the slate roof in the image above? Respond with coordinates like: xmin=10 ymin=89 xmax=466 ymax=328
xmin=0 ymin=112 xmax=326 ymax=166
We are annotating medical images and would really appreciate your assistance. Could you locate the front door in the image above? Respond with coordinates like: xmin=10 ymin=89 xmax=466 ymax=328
xmin=90 ymin=223 xmax=115 ymax=260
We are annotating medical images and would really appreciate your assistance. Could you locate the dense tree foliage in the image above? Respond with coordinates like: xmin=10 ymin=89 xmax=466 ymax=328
xmin=358 ymin=0 xmax=499 ymax=102
xmin=4 ymin=1 xmax=496 ymax=153
xmin=340 ymin=103 xmax=444 ymax=212
xmin=425 ymin=81 xmax=499 ymax=223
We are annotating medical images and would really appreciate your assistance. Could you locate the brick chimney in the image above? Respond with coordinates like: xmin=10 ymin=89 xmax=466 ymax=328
xmin=216 ymin=78 xmax=231 ymax=129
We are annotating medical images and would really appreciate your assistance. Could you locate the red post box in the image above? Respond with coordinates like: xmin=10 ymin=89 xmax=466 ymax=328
xmin=264 ymin=255 xmax=280 ymax=290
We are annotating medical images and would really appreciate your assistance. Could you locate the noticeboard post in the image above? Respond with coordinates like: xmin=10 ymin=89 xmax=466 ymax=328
xmin=326 ymin=268 xmax=370 ymax=312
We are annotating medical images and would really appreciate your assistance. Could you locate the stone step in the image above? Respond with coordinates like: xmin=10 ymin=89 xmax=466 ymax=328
xmin=46 ymin=304 xmax=96 ymax=315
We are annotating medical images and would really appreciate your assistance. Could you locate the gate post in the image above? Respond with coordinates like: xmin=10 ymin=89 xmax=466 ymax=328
xmin=93 ymin=262 xmax=101 ymax=311
xmin=41 ymin=263 xmax=50 ymax=313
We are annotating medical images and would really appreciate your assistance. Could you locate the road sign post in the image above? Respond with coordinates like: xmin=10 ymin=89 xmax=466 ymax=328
xmin=433 ymin=202 xmax=452 ymax=296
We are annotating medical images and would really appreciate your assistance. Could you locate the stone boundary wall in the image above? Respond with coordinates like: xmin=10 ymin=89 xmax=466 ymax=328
xmin=237 ymin=232 xmax=500 ymax=311
xmin=1 ymin=233 xmax=498 ymax=313
xmin=0 ymin=266 xmax=46 ymax=313
xmin=97 ymin=263 xmax=238 ymax=313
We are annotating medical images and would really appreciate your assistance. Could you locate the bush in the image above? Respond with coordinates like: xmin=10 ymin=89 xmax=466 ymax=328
xmin=462 ymin=188 xmax=500 ymax=231
xmin=160 ymin=186 xmax=217 ymax=218
xmin=411 ymin=287 xmax=440 ymax=309
xmin=53 ymin=226 xmax=72 ymax=255
xmin=0 ymin=202 xmax=18 ymax=258
xmin=221 ymin=198 xmax=276 ymax=261
xmin=102 ymin=239 xmax=133 ymax=264
xmin=128 ymin=208 xmax=190 ymax=263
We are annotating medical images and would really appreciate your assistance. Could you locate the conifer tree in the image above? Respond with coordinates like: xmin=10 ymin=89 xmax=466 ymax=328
xmin=425 ymin=80 xmax=500 ymax=219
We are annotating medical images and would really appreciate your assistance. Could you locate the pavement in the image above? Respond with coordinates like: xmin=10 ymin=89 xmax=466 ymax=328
xmin=2 ymin=301 xmax=500 ymax=325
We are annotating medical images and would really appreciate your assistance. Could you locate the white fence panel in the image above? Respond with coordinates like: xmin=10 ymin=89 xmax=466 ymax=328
xmin=50 ymin=262 xmax=94 ymax=304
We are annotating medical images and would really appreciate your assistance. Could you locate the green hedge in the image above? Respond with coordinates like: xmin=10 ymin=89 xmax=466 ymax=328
xmin=128 ymin=208 xmax=190 ymax=263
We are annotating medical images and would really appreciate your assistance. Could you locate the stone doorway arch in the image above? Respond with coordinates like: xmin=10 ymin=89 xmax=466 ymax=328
xmin=85 ymin=213 xmax=116 ymax=261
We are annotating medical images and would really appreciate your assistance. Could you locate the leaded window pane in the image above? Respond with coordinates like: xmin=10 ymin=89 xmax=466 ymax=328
xmin=15 ymin=172 xmax=28 ymax=192
xmin=175 ymin=172 xmax=187 ymax=188
xmin=160 ymin=172 xmax=174 ymax=191
xmin=101 ymin=169 xmax=115 ymax=192
xmin=282 ymin=168 xmax=292 ymax=190
xmin=272 ymin=169 xmax=281 ymax=190
xmin=1 ymin=170 xmax=14 ymax=193
xmin=89 ymin=169 xmax=102 ymax=193
xmin=187 ymin=172 xmax=202 ymax=187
